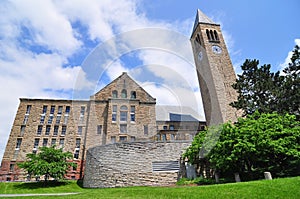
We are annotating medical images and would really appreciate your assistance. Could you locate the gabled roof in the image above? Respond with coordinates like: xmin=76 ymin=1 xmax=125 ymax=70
xmin=192 ymin=9 xmax=217 ymax=35
xmin=91 ymin=72 xmax=156 ymax=102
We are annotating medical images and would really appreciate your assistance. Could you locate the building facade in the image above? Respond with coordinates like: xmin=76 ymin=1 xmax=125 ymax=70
xmin=0 ymin=72 xmax=205 ymax=182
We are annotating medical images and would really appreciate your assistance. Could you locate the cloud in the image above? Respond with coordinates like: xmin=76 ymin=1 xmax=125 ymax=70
xmin=280 ymin=39 xmax=300 ymax=71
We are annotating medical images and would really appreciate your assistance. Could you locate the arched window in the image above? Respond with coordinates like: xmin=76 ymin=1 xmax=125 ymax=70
xmin=121 ymin=89 xmax=127 ymax=98
xmin=206 ymin=29 xmax=211 ymax=40
xmin=214 ymin=30 xmax=219 ymax=41
xmin=130 ymin=91 xmax=136 ymax=99
xmin=210 ymin=30 xmax=215 ymax=41
xmin=195 ymin=34 xmax=201 ymax=45
xmin=112 ymin=90 xmax=118 ymax=98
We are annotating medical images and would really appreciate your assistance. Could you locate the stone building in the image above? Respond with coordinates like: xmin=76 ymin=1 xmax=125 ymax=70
xmin=0 ymin=72 xmax=205 ymax=182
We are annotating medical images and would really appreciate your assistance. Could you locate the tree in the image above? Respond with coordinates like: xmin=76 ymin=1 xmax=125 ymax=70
xmin=230 ymin=59 xmax=280 ymax=116
xmin=18 ymin=146 xmax=75 ymax=182
xmin=231 ymin=45 xmax=300 ymax=118
xmin=184 ymin=112 xmax=300 ymax=181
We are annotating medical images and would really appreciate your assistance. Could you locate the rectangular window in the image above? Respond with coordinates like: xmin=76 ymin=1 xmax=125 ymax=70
xmin=130 ymin=106 xmax=135 ymax=122
xmin=144 ymin=125 xmax=148 ymax=135
xmin=47 ymin=115 xmax=53 ymax=124
xmin=23 ymin=115 xmax=29 ymax=125
xmin=51 ymin=138 xmax=56 ymax=146
xmin=120 ymin=111 xmax=127 ymax=122
xmin=43 ymin=138 xmax=48 ymax=147
xmin=42 ymin=105 xmax=47 ymax=114
xmin=120 ymin=124 xmax=127 ymax=133
xmin=78 ymin=126 xmax=82 ymax=135
xmin=97 ymin=125 xmax=102 ymax=135
xmin=112 ymin=105 xmax=117 ymax=122
xmin=16 ymin=138 xmax=22 ymax=149
xmin=73 ymin=163 xmax=77 ymax=171
xmin=130 ymin=136 xmax=136 ymax=142
xmin=111 ymin=136 xmax=116 ymax=143
xmin=74 ymin=149 xmax=80 ymax=159
xmin=57 ymin=106 xmax=63 ymax=114
xmin=34 ymin=138 xmax=39 ymax=149
xmin=163 ymin=126 xmax=168 ymax=130
xmin=79 ymin=106 xmax=85 ymax=124
xmin=162 ymin=134 xmax=167 ymax=141
xmin=61 ymin=126 xmax=66 ymax=136
xmin=80 ymin=106 xmax=85 ymax=116
xmin=9 ymin=164 xmax=14 ymax=172
xmin=59 ymin=138 xmax=64 ymax=148
xmin=37 ymin=125 xmax=43 ymax=135
xmin=26 ymin=105 xmax=31 ymax=115
xmin=20 ymin=125 xmax=25 ymax=136
xmin=53 ymin=125 xmax=59 ymax=136
xmin=45 ymin=125 xmax=51 ymax=135
xmin=65 ymin=106 xmax=70 ymax=114
xmin=75 ymin=138 xmax=81 ymax=148
xmin=170 ymin=134 xmax=175 ymax=140
xmin=169 ymin=125 xmax=175 ymax=130
xmin=63 ymin=115 xmax=69 ymax=124
xmin=50 ymin=105 xmax=55 ymax=114
xmin=119 ymin=136 xmax=127 ymax=142
xmin=56 ymin=115 xmax=61 ymax=124
xmin=40 ymin=115 xmax=45 ymax=124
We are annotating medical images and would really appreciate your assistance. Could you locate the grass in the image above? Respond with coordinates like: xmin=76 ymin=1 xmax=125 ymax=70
xmin=0 ymin=177 xmax=299 ymax=199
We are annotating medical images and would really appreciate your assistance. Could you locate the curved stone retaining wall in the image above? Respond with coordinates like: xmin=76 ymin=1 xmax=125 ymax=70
xmin=83 ymin=141 xmax=190 ymax=188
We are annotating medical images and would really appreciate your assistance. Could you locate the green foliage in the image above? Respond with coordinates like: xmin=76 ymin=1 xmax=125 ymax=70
xmin=231 ymin=45 xmax=300 ymax=118
xmin=184 ymin=112 xmax=300 ymax=180
xmin=18 ymin=146 xmax=75 ymax=181
xmin=1 ymin=177 xmax=300 ymax=199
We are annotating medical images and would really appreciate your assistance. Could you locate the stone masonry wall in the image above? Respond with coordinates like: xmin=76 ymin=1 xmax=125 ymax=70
xmin=83 ymin=141 xmax=190 ymax=188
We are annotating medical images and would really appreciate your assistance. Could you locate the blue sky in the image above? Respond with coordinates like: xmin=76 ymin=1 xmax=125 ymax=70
xmin=0 ymin=0 xmax=299 ymax=162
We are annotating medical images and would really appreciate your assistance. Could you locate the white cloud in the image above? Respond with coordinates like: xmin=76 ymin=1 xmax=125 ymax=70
xmin=280 ymin=39 xmax=300 ymax=71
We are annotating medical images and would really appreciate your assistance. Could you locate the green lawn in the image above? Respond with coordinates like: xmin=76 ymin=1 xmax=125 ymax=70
xmin=0 ymin=177 xmax=299 ymax=199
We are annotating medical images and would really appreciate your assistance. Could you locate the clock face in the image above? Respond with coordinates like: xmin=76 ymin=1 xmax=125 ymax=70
xmin=198 ymin=51 xmax=203 ymax=61
xmin=212 ymin=45 xmax=222 ymax=54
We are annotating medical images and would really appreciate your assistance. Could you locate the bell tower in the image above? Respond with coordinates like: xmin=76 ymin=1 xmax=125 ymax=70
xmin=191 ymin=9 xmax=241 ymax=126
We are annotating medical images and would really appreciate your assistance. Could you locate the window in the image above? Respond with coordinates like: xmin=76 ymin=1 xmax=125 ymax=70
xmin=51 ymin=138 xmax=56 ymax=146
xmin=210 ymin=30 xmax=214 ymax=40
xmin=53 ymin=125 xmax=59 ymax=136
xmin=130 ymin=91 xmax=136 ymax=99
xmin=20 ymin=125 xmax=25 ymax=136
xmin=25 ymin=105 xmax=31 ymax=115
xmin=97 ymin=125 xmax=102 ymax=135
xmin=195 ymin=34 xmax=201 ymax=45
xmin=37 ymin=125 xmax=42 ymax=135
xmin=111 ymin=136 xmax=116 ymax=143
xmin=61 ymin=126 xmax=66 ymax=136
xmin=170 ymin=134 xmax=175 ymax=140
xmin=130 ymin=106 xmax=135 ymax=122
xmin=144 ymin=125 xmax=148 ymax=135
xmin=23 ymin=115 xmax=29 ymax=125
xmin=72 ymin=163 xmax=77 ymax=171
xmin=214 ymin=30 xmax=219 ymax=41
xmin=75 ymin=138 xmax=81 ymax=148
xmin=40 ymin=115 xmax=45 ymax=124
xmin=47 ymin=115 xmax=53 ymax=124
xmin=206 ymin=29 xmax=211 ymax=40
xmin=163 ymin=126 xmax=168 ymax=130
xmin=50 ymin=106 xmax=55 ymax=114
xmin=42 ymin=105 xmax=47 ymax=114
xmin=130 ymin=136 xmax=136 ymax=142
xmin=78 ymin=126 xmax=82 ymax=135
xmin=33 ymin=138 xmax=39 ymax=149
xmin=120 ymin=105 xmax=128 ymax=122
xmin=65 ymin=106 xmax=70 ymax=115
xmin=74 ymin=149 xmax=80 ymax=159
xmin=63 ymin=115 xmax=69 ymax=124
xmin=112 ymin=105 xmax=117 ymax=122
xmin=162 ymin=134 xmax=167 ymax=141
xmin=79 ymin=106 xmax=85 ymax=124
xmin=9 ymin=164 xmax=14 ymax=172
xmin=56 ymin=115 xmax=61 ymax=124
xmin=43 ymin=138 xmax=48 ymax=147
xmin=16 ymin=138 xmax=22 ymax=149
xmin=121 ymin=89 xmax=127 ymax=98
xmin=119 ymin=136 xmax=127 ymax=142
xmin=59 ymin=138 xmax=64 ymax=148
xmin=169 ymin=125 xmax=175 ymax=130
xmin=57 ymin=106 xmax=63 ymax=114
xmin=80 ymin=106 xmax=85 ymax=116
xmin=45 ymin=125 xmax=51 ymax=135
xmin=120 ymin=124 xmax=127 ymax=133
xmin=112 ymin=90 xmax=118 ymax=98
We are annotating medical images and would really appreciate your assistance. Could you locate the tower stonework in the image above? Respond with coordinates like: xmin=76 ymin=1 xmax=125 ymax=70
xmin=191 ymin=9 xmax=241 ymax=126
